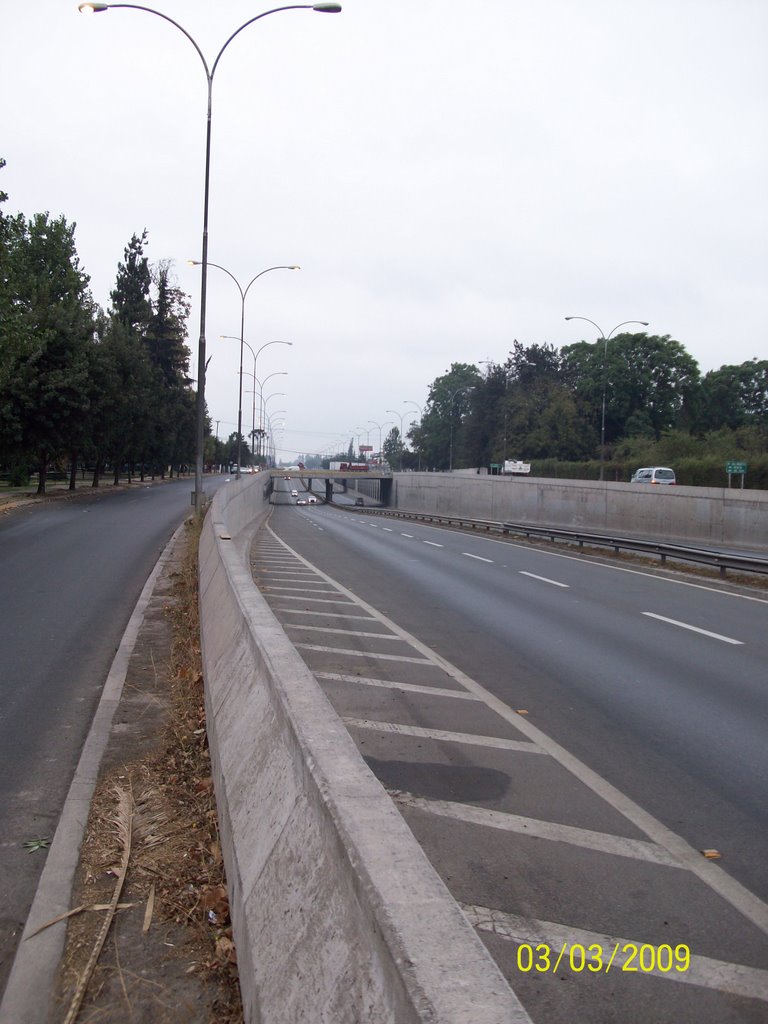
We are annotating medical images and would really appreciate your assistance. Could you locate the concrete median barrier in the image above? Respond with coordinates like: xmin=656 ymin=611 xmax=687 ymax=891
xmin=199 ymin=476 xmax=528 ymax=1024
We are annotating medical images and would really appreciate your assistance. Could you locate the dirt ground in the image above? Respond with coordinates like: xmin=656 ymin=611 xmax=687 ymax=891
xmin=49 ymin=518 xmax=243 ymax=1024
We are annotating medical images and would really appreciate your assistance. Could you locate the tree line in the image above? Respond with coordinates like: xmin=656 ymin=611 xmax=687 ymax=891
xmin=0 ymin=161 xmax=198 ymax=494
xmin=381 ymin=336 xmax=767 ymax=485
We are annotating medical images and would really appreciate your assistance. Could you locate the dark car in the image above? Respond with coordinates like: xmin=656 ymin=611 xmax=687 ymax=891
xmin=354 ymin=497 xmax=364 ymax=506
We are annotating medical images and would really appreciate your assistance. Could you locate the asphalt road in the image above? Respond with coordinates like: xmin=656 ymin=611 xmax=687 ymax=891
xmin=0 ymin=477 xmax=223 ymax=996
xmin=260 ymin=481 xmax=768 ymax=1022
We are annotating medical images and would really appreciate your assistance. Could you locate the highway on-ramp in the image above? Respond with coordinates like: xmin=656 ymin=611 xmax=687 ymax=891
xmin=258 ymin=482 xmax=768 ymax=1023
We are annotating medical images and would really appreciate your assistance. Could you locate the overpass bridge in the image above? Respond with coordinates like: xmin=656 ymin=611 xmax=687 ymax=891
xmin=269 ymin=466 xmax=393 ymax=505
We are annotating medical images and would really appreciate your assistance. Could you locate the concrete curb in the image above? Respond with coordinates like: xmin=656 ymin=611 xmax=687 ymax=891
xmin=199 ymin=477 xmax=529 ymax=1023
xmin=0 ymin=525 xmax=185 ymax=1024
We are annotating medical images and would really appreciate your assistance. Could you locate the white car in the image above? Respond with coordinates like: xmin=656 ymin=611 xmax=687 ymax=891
xmin=290 ymin=489 xmax=298 ymax=497
xmin=631 ymin=467 xmax=676 ymax=485
xmin=308 ymin=496 xmax=318 ymax=504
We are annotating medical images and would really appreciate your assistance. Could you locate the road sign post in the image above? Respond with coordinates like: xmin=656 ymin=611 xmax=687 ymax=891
xmin=725 ymin=461 xmax=747 ymax=489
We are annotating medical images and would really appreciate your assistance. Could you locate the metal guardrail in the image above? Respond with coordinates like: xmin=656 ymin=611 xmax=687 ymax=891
xmin=346 ymin=506 xmax=768 ymax=579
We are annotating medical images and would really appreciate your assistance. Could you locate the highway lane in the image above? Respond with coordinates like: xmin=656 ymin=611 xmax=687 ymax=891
xmin=260 ymin=486 xmax=768 ymax=1022
xmin=0 ymin=477 xmax=223 ymax=995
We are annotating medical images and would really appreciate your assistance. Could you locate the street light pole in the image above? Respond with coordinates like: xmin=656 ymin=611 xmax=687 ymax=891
xmin=193 ymin=263 xmax=298 ymax=478
xmin=255 ymin=371 xmax=288 ymax=462
xmin=564 ymin=316 xmax=649 ymax=480
xmin=404 ymin=400 xmax=423 ymax=471
xmin=78 ymin=2 xmax=341 ymax=510
xmin=448 ymin=387 xmax=474 ymax=471
xmin=368 ymin=420 xmax=392 ymax=464
xmin=386 ymin=410 xmax=407 ymax=470
xmin=223 ymin=337 xmax=293 ymax=463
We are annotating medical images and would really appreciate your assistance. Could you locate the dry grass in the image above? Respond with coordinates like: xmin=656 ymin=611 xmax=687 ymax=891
xmin=57 ymin=518 xmax=243 ymax=1024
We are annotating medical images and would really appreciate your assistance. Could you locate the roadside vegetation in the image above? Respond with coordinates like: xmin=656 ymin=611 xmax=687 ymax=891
xmin=374 ymin=341 xmax=767 ymax=486
xmin=3 ymin=155 xmax=765 ymax=489
xmin=0 ymin=158 xmax=251 ymax=494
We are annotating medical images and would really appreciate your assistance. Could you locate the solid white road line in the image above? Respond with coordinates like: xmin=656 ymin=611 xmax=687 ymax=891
xmin=642 ymin=612 xmax=743 ymax=645
xmin=519 ymin=571 xmax=569 ymax=588
xmin=462 ymin=904 xmax=768 ymax=1002
xmin=266 ymin=525 xmax=768 ymax=938
xmin=260 ymin=585 xmax=339 ymax=594
xmin=278 ymin=609 xmax=376 ymax=621
xmin=285 ymin=624 xmax=400 ymax=640
xmin=314 ymin=671 xmax=483 ymax=701
xmin=393 ymin=795 xmax=679 ymax=867
xmin=344 ymin=718 xmax=545 ymax=753
xmin=294 ymin=644 xmax=431 ymax=664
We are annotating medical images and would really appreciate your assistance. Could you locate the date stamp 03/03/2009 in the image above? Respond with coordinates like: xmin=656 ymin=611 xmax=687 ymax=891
xmin=515 ymin=942 xmax=691 ymax=975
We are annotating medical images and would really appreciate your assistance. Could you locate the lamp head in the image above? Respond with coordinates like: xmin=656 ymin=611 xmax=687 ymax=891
xmin=187 ymin=259 xmax=201 ymax=267
xmin=78 ymin=3 xmax=109 ymax=12
xmin=312 ymin=3 xmax=342 ymax=10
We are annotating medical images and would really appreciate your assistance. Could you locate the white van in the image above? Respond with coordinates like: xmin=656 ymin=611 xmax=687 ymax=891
xmin=631 ymin=467 xmax=676 ymax=485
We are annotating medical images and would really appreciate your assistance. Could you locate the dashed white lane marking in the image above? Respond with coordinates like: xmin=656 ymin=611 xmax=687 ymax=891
xmin=423 ymin=541 xmax=443 ymax=547
xmin=344 ymin=718 xmax=544 ymax=754
xmin=401 ymin=533 xmax=414 ymax=538
xmin=265 ymin=526 xmax=768 ymax=937
xmin=382 ymin=527 xmax=394 ymax=532
xmin=463 ymin=553 xmax=494 ymax=563
xmin=392 ymin=794 xmax=678 ymax=867
xmin=519 ymin=571 xmax=569 ymax=588
xmin=642 ymin=612 xmax=743 ymax=645
xmin=462 ymin=905 xmax=768 ymax=1002
xmin=285 ymin=624 xmax=400 ymax=640
xmin=314 ymin=671 xmax=483 ymax=701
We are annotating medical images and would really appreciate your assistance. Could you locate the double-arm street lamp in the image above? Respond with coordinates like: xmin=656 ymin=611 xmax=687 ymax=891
xmin=264 ymin=409 xmax=287 ymax=466
xmin=404 ymin=400 xmax=423 ymax=470
xmin=219 ymin=333 xmax=292 ymax=475
xmin=78 ymin=2 xmax=341 ymax=510
xmin=386 ymin=409 xmax=407 ymax=470
xmin=241 ymin=368 xmax=288 ymax=462
xmin=564 ymin=315 xmax=649 ymax=480
xmin=255 ymin=372 xmax=288 ymax=463
xmin=194 ymin=262 xmax=298 ymax=477
xmin=368 ymin=420 xmax=392 ymax=464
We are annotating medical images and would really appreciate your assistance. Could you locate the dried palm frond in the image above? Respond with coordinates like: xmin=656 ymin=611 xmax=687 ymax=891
xmin=62 ymin=784 xmax=133 ymax=1024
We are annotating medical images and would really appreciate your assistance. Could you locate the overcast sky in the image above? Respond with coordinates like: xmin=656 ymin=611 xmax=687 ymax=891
xmin=3 ymin=1 xmax=767 ymax=462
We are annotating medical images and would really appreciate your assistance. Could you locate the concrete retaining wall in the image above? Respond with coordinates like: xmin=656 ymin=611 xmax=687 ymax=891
xmin=391 ymin=474 xmax=768 ymax=550
xmin=199 ymin=475 xmax=528 ymax=1024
